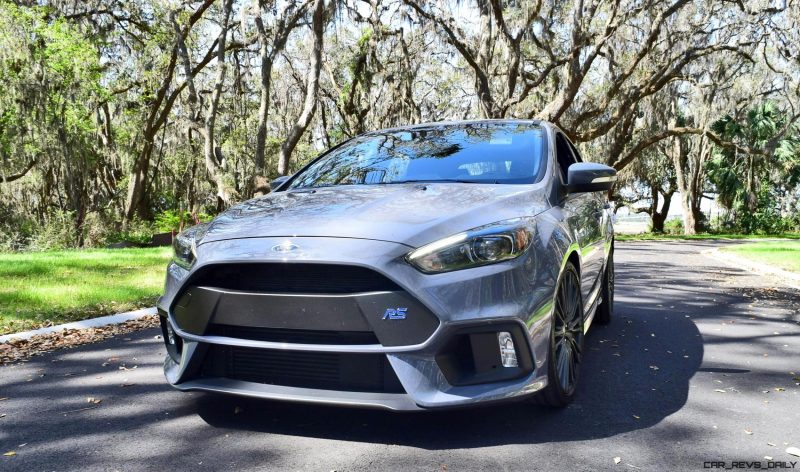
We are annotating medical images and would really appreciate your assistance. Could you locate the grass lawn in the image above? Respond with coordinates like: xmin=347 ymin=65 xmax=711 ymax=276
xmin=0 ymin=248 xmax=171 ymax=335
xmin=721 ymin=241 xmax=800 ymax=273
xmin=616 ymin=232 xmax=800 ymax=241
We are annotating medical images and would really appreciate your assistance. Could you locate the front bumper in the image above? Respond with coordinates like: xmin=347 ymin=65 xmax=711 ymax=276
xmin=159 ymin=236 xmax=555 ymax=410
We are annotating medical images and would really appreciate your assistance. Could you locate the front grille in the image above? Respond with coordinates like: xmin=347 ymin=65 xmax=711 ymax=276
xmin=190 ymin=263 xmax=401 ymax=294
xmin=202 ymin=345 xmax=405 ymax=393
xmin=207 ymin=324 xmax=380 ymax=345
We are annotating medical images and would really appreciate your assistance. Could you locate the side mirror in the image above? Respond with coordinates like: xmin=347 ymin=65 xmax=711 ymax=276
xmin=566 ymin=162 xmax=617 ymax=193
xmin=270 ymin=175 xmax=291 ymax=191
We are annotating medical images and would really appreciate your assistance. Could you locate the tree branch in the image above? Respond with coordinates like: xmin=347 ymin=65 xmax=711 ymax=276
xmin=0 ymin=159 xmax=37 ymax=184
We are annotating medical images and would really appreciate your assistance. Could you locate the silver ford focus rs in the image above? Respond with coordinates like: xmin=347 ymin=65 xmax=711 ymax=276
xmin=158 ymin=119 xmax=617 ymax=410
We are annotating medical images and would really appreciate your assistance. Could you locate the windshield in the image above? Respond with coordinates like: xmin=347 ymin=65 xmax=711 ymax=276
xmin=288 ymin=122 xmax=546 ymax=189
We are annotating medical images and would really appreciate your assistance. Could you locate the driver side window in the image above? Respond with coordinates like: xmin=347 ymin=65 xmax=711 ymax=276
xmin=555 ymin=133 xmax=577 ymax=184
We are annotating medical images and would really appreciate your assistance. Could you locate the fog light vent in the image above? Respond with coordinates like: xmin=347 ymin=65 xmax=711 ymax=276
xmin=159 ymin=315 xmax=183 ymax=364
xmin=166 ymin=322 xmax=177 ymax=345
xmin=498 ymin=331 xmax=518 ymax=367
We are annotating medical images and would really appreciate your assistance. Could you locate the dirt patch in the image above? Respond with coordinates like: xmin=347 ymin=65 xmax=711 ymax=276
xmin=0 ymin=315 xmax=159 ymax=365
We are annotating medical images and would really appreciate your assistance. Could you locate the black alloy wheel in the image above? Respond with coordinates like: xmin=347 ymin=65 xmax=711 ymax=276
xmin=535 ymin=262 xmax=584 ymax=406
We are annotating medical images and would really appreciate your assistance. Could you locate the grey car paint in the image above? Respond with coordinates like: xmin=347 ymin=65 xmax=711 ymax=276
xmin=158 ymin=119 xmax=614 ymax=410
xmin=201 ymin=182 xmax=551 ymax=248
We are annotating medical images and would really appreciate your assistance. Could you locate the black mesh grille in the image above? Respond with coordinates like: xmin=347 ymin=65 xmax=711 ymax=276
xmin=207 ymin=324 xmax=380 ymax=345
xmin=202 ymin=345 xmax=405 ymax=393
xmin=190 ymin=263 xmax=401 ymax=294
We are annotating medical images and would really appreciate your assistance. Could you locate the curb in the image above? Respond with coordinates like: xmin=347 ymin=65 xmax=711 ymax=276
xmin=703 ymin=248 xmax=800 ymax=290
xmin=0 ymin=307 xmax=157 ymax=344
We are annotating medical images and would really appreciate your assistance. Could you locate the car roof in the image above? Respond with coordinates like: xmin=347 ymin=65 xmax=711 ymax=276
xmin=364 ymin=119 xmax=553 ymax=136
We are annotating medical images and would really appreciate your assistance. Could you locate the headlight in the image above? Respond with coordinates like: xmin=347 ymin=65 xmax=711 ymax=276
xmin=406 ymin=218 xmax=534 ymax=274
xmin=172 ymin=223 xmax=209 ymax=270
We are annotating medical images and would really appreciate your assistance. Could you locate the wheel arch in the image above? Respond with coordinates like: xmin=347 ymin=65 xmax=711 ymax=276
xmin=556 ymin=243 xmax=581 ymax=279
xmin=566 ymin=250 xmax=581 ymax=276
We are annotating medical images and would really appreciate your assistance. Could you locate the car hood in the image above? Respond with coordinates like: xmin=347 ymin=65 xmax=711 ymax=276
xmin=200 ymin=183 xmax=551 ymax=248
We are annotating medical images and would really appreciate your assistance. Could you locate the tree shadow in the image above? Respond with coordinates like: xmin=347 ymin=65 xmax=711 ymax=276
xmin=16 ymin=239 xmax=800 ymax=469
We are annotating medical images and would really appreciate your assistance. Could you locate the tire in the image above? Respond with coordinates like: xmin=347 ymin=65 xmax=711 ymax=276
xmin=534 ymin=262 xmax=584 ymax=407
xmin=594 ymin=248 xmax=614 ymax=325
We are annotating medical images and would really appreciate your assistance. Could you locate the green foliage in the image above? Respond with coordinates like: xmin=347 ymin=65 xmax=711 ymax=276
xmin=0 ymin=2 xmax=111 ymax=252
xmin=0 ymin=210 xmax=170 ymax=251
xmin=154 ymin=210 xmax=186 ymax=233
xmin=0 ymin=209 xmax=83 ymax=252
xmin=0 ymin=2 xmax=102 ymax=132
xmin=663 ymin=218 xmax=684 ymax=235
xmin=26 ymin=211 xmax=79 ymax=251
xmin=154 ymin=210 xmax=212 ymax=233
xmin=105 ymin=219 xmax=157 ymax=246
xmin=714 ymin=186 xmax=800 ymax=234
xmin=2 ymin=0 xmax=799 ymax=253
xmin=327 ymin=125 xmax=348 ymax=145
xmin=707 ymin=102 xmax=800 ymax=233
xmin=289 ymin=141 xmax=318 ymax=173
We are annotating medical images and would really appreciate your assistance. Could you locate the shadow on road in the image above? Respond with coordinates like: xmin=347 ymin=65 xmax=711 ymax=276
xmin=7 ymin=239 xmax=800 ymax=472
xmin=10 ymin=240 xmax=800 ymax=470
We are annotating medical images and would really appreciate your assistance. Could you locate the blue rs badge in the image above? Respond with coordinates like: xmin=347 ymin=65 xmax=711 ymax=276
xmin=382 ymin=307 xmax=408 ymax=320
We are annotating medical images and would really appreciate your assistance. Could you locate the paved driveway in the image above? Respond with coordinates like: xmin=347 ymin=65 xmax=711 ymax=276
xmin=1 ymin=241 xmax=799 ymax=471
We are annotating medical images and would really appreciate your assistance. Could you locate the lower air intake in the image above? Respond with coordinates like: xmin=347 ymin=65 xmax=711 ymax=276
xmin=202 ymin=345 xmax=405 ymax=394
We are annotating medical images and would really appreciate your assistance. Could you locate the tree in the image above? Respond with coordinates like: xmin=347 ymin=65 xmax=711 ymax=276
xmin=708 ymin=102 xmax=800 ymax=232
xmin=174 ymin=0 xmax=238 ymax=208
xmin=277 ymin=0 xmax=327 ymax=175
xmin=245 ymin=0 xmax=314 ymax=188
xmin=0 ymin=2 xmax=106 ymax=243
xmin=618 ymin=149 xmax=677 ymax=233
xmin=1 ymin=0 xmax=800 ymax=249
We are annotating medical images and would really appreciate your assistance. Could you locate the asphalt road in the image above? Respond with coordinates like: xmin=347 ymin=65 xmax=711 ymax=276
xmin=1 ymin=241 xmax=799 ymax=471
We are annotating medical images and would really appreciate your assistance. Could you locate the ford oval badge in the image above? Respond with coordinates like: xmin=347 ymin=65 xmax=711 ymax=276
xmin=272 ymin=242 xmax=299 ymax=253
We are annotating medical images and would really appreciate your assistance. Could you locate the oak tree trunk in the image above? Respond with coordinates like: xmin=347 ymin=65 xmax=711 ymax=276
xmin=277 ymin=0 xmax=325 ymax=175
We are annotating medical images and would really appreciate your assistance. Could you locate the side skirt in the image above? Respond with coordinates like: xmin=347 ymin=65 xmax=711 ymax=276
xmin=582 ymin=282 xmax=602 ymax=334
